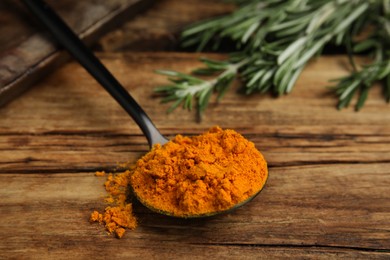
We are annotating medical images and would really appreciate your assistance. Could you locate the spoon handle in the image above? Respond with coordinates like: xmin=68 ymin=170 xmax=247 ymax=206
xmin=21 ymin=0 xmax=167 ymax=147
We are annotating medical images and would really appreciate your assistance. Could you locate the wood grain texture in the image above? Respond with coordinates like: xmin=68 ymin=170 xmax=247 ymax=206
xmin=97 ymin=0 xmax=234 ymax=51
xmin=0 ymin=0 xmax=153 ymax=107
xmin=0 ymin=52 xmax=389 ymax=258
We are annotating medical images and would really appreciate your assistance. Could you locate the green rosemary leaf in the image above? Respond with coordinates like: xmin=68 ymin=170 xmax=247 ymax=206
xmin=241 ymin=65 xmax=260 ymax=76
xmin=274 ymin=22 xmax=308 ymax=38
xmin=294 ymin=35 xmax=331 ymax=69
xmin=160 ymin=95 xmax=180 ymax=104
xmin=184 ymin=94 xmax=193 ymax=111
xmin=385 ymin=74 xmax=390 ymax=102
xmin=182 ymin=18 xmax=222 ymax=37
xmin=198 ymin=88 xmax=213 ymax=112
xmin=353 ymin=39 xmax=379 ymax=53
xmin=242 ymin=21 xmax=260 ymax=43
xmin=356 ymin=86 xmax=369 ymax=111
xmin=200 ymin=58 xmax=230 ymax=69
xmin=306 ymin=2 xmax=333 ymax=33
xmin=274 ymin=53 xmax=298 ymax=91
xmin=338 ymin=87 xmax=357 ymax=110
xmin=277 ymin=36 xmax=307 ymax=65
xmin=181 ymin=36 xmax=204 ymax=48
xmin=269 ymin=15 xmax=307 ymax=32
xmin=384 ymin=0 xmax=390 ymax=15
xmin=377 ymin=60 xmax=390 ymax=79
xmin=154 ymin=85 xmax=177 ymax=92
xmin=155 ymin=70 xmax=180 ymax=77
xmin=278 ymin=71 xmax=293 ymax=95
xmin=339 ymin=80 xmax=360 ymax=100
xmin=247 ymin=69 xmax=266 ymax=87
xmin=334 ymin=3 xmax=369 ymax=34
xmin=258 ymin=68 xmax=275 ymax=89
xmin=168 ymin=97 xmax=185 ymax=113
xmin=335 ymin=30 xmax=346 ymax=46
xmin=158 ymin=71 xmax=204 ymax=84
xmin=286 ymin=66 xmax=304 ymax=93
xmin=216 ymin=74 xmax=235 ymax=101
xmin=197 ymin=30 xmax=215 ymax=52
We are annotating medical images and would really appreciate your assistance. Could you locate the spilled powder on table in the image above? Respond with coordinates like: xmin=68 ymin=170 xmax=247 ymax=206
xmin=90 ymin=169 xmax=137 ymax=238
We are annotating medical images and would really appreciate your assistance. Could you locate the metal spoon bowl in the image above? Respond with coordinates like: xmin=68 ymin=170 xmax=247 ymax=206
xmin=132 ymin=174 xmax=268 ymax=218
xmin=22 ymin=0 xmax=266 ymax=218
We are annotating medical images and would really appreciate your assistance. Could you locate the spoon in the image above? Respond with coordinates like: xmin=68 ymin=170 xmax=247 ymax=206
xmin=22 ymin=0 xmax=267 ymax=218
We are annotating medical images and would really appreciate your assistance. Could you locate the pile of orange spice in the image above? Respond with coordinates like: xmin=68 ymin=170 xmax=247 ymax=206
xmin=91 ymin=126 xmax=268 ymax=237
xmin=131 ymin=126 xmax=268 ymax=217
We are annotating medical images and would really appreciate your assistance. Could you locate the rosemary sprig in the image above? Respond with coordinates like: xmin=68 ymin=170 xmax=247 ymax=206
xmin=333 ymin=6 xmax=390 ymax=110
xmin=156 ymin=0 xmax=390 ymax=113
xmin=155 ymin=58 xmax=245 ymax=113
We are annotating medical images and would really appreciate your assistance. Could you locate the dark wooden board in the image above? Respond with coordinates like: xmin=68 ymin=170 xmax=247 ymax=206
xmin=0 ymin=52 xmax=389 ymax=258
xmin=97 ymin=0 xmax=235 ymax=52
xmin=0 ymin=0 xmax=153 ymax=107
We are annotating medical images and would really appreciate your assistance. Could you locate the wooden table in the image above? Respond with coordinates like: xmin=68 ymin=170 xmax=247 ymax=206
xmin=1 ymin=0 xmax=389 ymax=258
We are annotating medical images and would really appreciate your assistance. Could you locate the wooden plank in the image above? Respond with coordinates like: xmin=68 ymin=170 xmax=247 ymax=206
xmin=97 ymin=0 xmax=235 ymax=51
xmin=0 ymin=0 xmax=153 ymax=107
xmin=1 ymin=52 xmax=389 ymax=133
xmin=1 ymin=128 xmax=390 ymax=173
xmin=0 ymin=53 xmax=390 ymax=173
xmin=0 ymin=53 xmax=389 ymax=173
xmin=0 ymin=164 xmax=389 ymax=258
